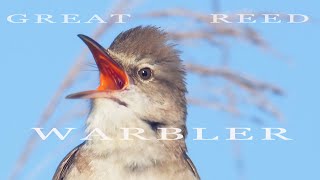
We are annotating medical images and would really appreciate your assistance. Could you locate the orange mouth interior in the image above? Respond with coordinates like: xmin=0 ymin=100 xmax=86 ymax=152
xmin=78 ymin=34 xmax=128 ymax=91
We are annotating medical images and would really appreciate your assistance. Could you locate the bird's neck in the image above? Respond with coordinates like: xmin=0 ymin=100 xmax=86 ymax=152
xmin=82 ymin=99 xmax=186 ymax=159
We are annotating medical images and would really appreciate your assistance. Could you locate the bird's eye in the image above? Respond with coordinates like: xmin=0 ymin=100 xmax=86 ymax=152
xmin=138 ymin=67 xmax=152 ymax=80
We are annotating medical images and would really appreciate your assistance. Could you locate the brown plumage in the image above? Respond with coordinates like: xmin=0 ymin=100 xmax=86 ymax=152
xmin=53 ymin=26 xmax=199 ymax=180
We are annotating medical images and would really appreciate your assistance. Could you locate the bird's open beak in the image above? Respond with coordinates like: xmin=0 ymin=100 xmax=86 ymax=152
xmin=66 ymin=34 xmax=129 ymax=99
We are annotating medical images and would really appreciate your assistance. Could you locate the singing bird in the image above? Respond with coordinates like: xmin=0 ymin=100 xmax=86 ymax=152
xmin=53 ymin=26 xmax=200 ymax=180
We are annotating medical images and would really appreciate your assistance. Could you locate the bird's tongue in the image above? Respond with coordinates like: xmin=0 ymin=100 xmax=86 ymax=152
xmin=66 ymin=35 xmax=128 ymax=99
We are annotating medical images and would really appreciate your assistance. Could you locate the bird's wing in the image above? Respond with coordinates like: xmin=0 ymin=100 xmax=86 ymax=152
xmin=183 ymin=152 xmax=200 ymax=180
xmin=52 ymin=142 xmax=85 ymax=180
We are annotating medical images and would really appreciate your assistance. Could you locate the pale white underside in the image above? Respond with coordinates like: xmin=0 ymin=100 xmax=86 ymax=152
xmin=64 ymin=91 xmax=196 ymax=180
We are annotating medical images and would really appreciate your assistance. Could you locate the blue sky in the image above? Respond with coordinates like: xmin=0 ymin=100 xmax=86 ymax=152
xmin=1 ymin=0 xmax=319 ymax=180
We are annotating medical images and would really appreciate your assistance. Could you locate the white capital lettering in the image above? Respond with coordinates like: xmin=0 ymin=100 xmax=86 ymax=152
xmin=32 ymin=128 xmax=74 ymax=140
xmin=7 ymin=14 xmax=29 ymax=23
xmin=210 ymin=14 xmax=231 ymax=23
xmin=227 ymin=128 xmax=253 ymax=140
xmin=262 ymin=128 xmax=292 ymax=140
xmin=159 ymin=128 xmax=184 ymax=140
xmin=193 ymin=128 xmax=219 ymax=140
xmin=110 ymin=14 xmax=131 ymax=23
xmin=81 ymin=128 xmax=112 ymax=140
xmin=62 ymin=14 xmax=80 ymax=23
xmin=121 ymin=128 xmax=149 ymax=140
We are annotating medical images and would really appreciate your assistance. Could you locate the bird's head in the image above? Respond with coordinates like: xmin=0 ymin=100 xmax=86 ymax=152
xmin=67 ymin=26 xmax=187 ymax=133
